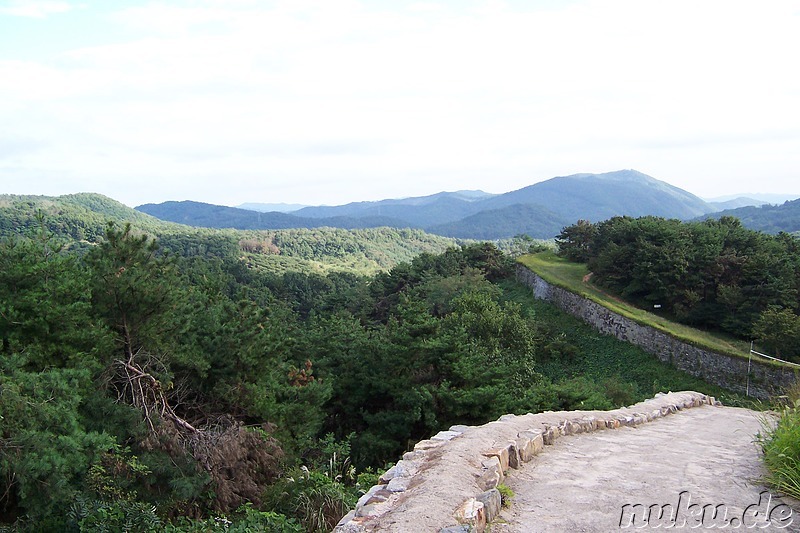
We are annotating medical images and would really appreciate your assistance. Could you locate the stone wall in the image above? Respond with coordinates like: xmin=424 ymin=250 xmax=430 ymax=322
xmin=334 ymin=392 xmax=716 ymax=532
xmin=516 ymin=264 xmax=797 ymax=400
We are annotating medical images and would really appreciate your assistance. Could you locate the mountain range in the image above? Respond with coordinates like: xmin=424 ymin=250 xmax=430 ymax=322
xmin=696 ymin=198 xmax=800 ymax=235
xmin=136 ymin=170 xmax=800 ymax=239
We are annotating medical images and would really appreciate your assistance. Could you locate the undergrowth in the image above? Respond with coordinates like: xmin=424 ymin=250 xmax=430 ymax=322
xmin=758 ymin=384 xmax=800 ymax=500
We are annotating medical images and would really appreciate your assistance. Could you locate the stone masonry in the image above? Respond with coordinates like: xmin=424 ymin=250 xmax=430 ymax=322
xmin=516 ymin=264 xmax=797 ymax=400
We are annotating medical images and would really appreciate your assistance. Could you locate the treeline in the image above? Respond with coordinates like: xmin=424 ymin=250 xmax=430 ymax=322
xmin=1 ymin=212 xmax=715 ymax=532
xmin=557 ymin=216 xmax=800 ymax=360
xmin=0 ymin=222 xmax=554 ymax=531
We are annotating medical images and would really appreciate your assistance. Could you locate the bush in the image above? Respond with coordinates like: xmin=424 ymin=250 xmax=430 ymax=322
xmin=261 ymin=469 xmax=356 ymax=532
xmin=758 ymin=385 xmax=800 ymax=499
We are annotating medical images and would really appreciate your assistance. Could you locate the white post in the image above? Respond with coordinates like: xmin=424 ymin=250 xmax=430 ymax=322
xmin=747 ymin=341 xmax=753 ymax=397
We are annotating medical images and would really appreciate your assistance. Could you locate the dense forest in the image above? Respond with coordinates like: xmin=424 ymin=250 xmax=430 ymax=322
xmin=0 ymin=203 xmax=729 ymax=531
xmin=699 ymin=198 xmax=800 ymax=235
xmin=556 ymin=216 xmax=800 ymax=360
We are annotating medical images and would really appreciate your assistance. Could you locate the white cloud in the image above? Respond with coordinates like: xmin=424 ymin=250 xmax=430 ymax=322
xmin=1 ymin=0 xmax=799 ymax=205
xmin=0 ymin=0 xmax=75 ymax=17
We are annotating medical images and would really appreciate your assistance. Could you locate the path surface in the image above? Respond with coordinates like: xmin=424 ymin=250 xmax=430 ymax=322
xmin=495 ymin=405 xmax=796 ymax=532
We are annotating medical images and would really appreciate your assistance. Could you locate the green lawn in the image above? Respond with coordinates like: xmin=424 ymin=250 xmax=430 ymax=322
xmin=517 ymin=251 xmax=785 ymax=367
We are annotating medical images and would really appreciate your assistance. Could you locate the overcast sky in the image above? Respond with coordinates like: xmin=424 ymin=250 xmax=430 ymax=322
xmin=1 ymin=0 xmax=799 ymax=207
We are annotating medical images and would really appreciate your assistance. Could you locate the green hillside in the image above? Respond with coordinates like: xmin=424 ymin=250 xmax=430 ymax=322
xmin=1 ymin=192 xmax=751 ymax=531
xmin=428 ymin=203 xmax=569 ymax=239
xmin=0 ymin=193 xmax=175 ymax=241
xmin=518 ymin=252 xmax=755 ymax=361
xmin=0 ymin=193 xmax=460 ymax=274
xmin=699 ymin=198 xmax=800 ymax=234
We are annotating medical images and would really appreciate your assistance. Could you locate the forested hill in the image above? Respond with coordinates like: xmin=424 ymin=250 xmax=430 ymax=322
xmin=556 ymin=215 xmax=800 ymax=360
xmin=135 ymin=170 xmax=721 ymax=239
xmin=0 ymin=193 xmax=461 ymax=274
xmin=0 ymin=192 xmax=179 ymax=240
xmin=136 ymin=200 xmax=411 ymax=230
xmin=1 ymin=200 xmax=732 ymax=531
xmin=697 ymin=198 xmax=800 ymax=235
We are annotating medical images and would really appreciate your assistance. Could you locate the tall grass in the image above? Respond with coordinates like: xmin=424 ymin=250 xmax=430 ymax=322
xmin=758 ymin=384 xmax=800 ymax=499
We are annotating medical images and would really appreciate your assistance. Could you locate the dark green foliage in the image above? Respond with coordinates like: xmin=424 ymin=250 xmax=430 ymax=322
xmin=261 ymin=471 xmax=356 ymax=532
xmin=701 ymin=198 xmax=800 ymax=234
xmin=751 ymin=307 xmax=800 ymax=360
xmin=0 ymin=200 xmax=756 ymax=531
xmin=557 ymin=216 xmax=800 ymax=359
xmin=555 ymin=219 xmax=596 ymax=262
xmin=427 ymin=203 xmax=568 ymax=239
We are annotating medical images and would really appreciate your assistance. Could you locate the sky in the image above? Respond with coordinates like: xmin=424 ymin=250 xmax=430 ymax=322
xmin=1 ymin=0 xmax=799 ymax=208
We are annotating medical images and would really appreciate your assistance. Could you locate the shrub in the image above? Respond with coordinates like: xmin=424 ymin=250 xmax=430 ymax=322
xmin=261 ymin=469 xmax=356 ymax=532
xmin=758 ymin=385 xmax=800 ymax=499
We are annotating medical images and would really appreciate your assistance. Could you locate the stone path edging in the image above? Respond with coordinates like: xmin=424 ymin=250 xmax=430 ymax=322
xmin=334 ymin=391 xmax=716 ymax=532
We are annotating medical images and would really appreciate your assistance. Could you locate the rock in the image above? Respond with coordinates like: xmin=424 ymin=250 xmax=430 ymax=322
xmin=439 ymin=526 xmax=472 ymax=533
xmin=542 ymin=426 xmax=559 ymax=445
xmin=378 ymin=466 xmax=397 ymax=484
xmin=387 ymin=476 xmax=411 ymax=493
xmin=432 ymin=430 xmax=463 ymax=442
xmin=449 ymin=424 xmax=471 ymax=434
xmin=483 ymin=444 xmax=511 ymax=472
xmin=478 ymin=456 xmax=504 ymax=490
xmin=454 ymin=498 xmax=486 ymax=533
xmin=356 ymin=484 xmax=384 ymax=508
xmin=402 ymin=450 xmax=424 ymax=462
xmin=333 ymin=511 xmax=365 ymax=532
xmin=515 ymin=435 xmax=533 ymax=463
xmin=507 ymin=440 xmax=521 ymax=469
xmin=477 ymin=488 xmax=502 ymax=523
xmin=414 ymin=439 xmax=444 ymax=451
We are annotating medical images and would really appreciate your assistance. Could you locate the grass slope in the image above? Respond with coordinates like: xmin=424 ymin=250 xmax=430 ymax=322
xmin=517 ymin=251 xmax=785 ymax=366
xmin=499 ymin=280 xmax=747 ymax=407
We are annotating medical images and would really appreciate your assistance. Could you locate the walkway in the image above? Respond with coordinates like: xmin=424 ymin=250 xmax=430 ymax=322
xmin=495 ymin=405 xmax=796 ymax=531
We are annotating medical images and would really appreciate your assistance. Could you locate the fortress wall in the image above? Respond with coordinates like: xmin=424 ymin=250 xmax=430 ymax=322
xmin=335 ymin=392 xmax=714 ymax=532
xmin=516 ymin=264 xmax=797 ymax=400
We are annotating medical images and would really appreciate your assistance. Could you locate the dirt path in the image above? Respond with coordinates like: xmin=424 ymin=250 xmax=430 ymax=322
xmin=495 ymin=405 xmax=796 ymax=532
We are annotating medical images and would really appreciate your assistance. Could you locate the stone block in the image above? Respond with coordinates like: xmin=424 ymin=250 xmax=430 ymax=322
xmin=542 ymin=426 xmax=559 ymax=445
xmin=530 ymin=431 xmax=544 ymax=453
xmin=356 ymin=484 xmax=384 ymax=509
xmin=402 ymin=450 xmax=424 ymax=462
xmin=432 ymin=430 xmax=462 ymax=442
xmin=478 ymin=456 xmax=503 ymax=490
xmin=386 ymin=476 xmax=410 ymax=493
xmin=507 ymin=440 xmax=521 ymax=469
xmin=414 ymin=439 xmax=444 ymax=451
xmin=378 ymin=465 xmax=397 ymax=484
xmin=333 ymin=511 xmax=365 ymax=533
xmin=483 ymin=444 xmax=511 ymax=472
xmin=477 ymin=488 xmax=502 ymax=523
xmin=454 ymin=498 xmax=486 ymax=533
xmin=514 ymin=436 xmax=532 ymax=462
